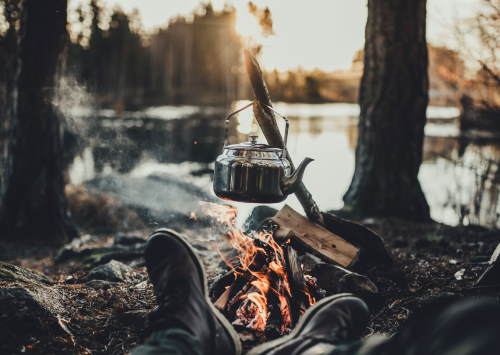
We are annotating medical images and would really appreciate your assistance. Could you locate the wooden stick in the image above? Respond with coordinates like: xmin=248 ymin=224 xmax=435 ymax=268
xmin=243 ymin=49 xmax=324 ymax=224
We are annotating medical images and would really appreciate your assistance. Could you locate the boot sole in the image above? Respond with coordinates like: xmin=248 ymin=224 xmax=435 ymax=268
xmin=150 ymin=228 xmax=243 ymax=355
xmin=247 ymin=293 xmax=358 ymax=355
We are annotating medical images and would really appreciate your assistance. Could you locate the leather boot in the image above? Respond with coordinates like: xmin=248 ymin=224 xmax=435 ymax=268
xmin=248 ymin=294 xmax=369 ymax=355
xmin=145 ymin=228 xmax=242 ymax=355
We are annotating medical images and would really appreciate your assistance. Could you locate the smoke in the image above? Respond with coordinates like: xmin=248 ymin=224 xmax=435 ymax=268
xmin=248 ymin=2 xmax=274 ymax=37
xmin=53 ymin=75 xmax=97 ymax=180
xmin=53 ymin=75 xmax=94 ymax=135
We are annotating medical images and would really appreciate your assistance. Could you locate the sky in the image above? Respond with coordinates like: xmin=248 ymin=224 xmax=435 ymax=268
xmin=77 ymin=0 xmax=481 ymax=71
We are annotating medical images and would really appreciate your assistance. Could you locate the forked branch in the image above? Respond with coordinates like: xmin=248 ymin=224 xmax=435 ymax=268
xmin=243 ymin=49 xmax=324 ymax=224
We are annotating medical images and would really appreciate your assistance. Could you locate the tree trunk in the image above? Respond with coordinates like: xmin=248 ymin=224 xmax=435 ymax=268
xmin=0 ymin=0 xmax=22 ymax=199
xmin=343 ymin=0 xmax=430 ymax=221
xmin=0 ymin=0 xmax=77 ymax=243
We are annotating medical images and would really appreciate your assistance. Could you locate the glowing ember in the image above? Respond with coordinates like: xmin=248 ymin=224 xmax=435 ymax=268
xmin=199 ymin=201 xmax=317 ymax=334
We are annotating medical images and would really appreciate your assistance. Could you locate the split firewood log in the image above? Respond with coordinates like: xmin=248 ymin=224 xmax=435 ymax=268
xmin=321 ymin=212 xmax=394 ymax=269
xmin=272 ymin=205 xmax=359 ymax=267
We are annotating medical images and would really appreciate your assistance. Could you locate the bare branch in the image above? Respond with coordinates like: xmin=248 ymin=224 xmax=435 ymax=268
xmin=479 ymin=60 xmax=500 ymax=86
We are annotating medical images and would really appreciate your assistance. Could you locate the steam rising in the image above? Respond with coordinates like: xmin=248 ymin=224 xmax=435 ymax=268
xmin=54 ymin=75 xmax=94 ymax=134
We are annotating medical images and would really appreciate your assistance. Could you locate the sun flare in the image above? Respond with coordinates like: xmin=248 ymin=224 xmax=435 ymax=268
xmin=234 ymin=5 xmax=263 ymax=41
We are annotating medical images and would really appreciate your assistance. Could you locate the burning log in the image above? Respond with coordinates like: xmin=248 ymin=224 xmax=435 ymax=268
xmin=264 ymin=288 xmax=286 ymax=337
xmin=228 ymin=282 xmax=254 ymax=316
xmin=210 ymin=269 xmax=238 ymax=301
xmin=214 ymin=284 xmax=233 ymax=310
xmin=284 ymin=246 xmax=308 ymax=324
xmin=284 ymin=246 xmax=305 ymax=289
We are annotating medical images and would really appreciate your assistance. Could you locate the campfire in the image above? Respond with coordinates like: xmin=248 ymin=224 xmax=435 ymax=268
xmin=202 ymin=202 xmax=316 ymax=336
xmin=199 ymin=202 xmax=376 ymax=339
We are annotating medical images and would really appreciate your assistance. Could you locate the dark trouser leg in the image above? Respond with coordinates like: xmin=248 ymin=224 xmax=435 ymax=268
xmin=135 ymin=230 xmax=241 ymax=355
xmin=356 ymin=297 xmax=500 ymax=355
xmin=131 ymin=328 xmax=203 ymax=355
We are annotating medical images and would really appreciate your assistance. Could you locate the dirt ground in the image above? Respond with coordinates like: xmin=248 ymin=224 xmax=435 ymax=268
xmin=1 ymin=217 xmax=499 ymax=354
xmin=360 ymin=218 xmax=499 ymax=335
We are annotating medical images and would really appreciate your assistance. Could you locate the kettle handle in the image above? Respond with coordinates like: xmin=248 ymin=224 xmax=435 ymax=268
xmin=224 ymin=101 xmax=289 ymax=151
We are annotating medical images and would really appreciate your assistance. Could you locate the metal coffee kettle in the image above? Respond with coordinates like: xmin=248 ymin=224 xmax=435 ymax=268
xmin=213 ymin=102 xmax=313 ymax=203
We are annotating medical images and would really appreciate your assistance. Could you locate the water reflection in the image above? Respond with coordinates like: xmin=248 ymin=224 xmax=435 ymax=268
xmin=424 ymin=142 xmax=500 ymax=228
xmin=68 ymin=103 xmax=500 ymax=229
xmin=74 ymin=113 xmax=225 ymax=176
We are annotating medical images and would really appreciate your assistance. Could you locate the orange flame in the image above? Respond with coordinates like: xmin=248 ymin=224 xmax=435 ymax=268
xmin=199 ymin=201 xmax=315 ymax=333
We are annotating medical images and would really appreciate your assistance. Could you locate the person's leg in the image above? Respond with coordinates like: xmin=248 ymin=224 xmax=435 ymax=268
xmin=402 ymin=297 xmax=500 ymax=355
xmin=130 ymin=229 xmax=242 ymax=355
xmin=249 ymin=295 xmax=500 ymax=355
xmin=356 ymin=297 xmax=500 ymax=355
xmin=131 ymin=329 xmax=202 ymax=355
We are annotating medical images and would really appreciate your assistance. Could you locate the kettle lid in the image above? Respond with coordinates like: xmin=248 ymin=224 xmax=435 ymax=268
xmin=225 ymin=135 xmax=282 ymax=153
xmin=225 ymin=142 xmax=282 ymax=152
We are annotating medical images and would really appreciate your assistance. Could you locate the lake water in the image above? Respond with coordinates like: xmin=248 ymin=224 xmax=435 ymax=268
xmin=68 ymin=102 xmax=500 ymax=229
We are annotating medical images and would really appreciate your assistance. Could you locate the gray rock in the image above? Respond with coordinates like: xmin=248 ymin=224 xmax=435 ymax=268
xmin=0 ymin=286 xmax=64 ymax=318
xmin=244 ymin=206 xmax=278 ymax=232
xmin=87 ymin=259 xmax=132 ymax=282
xmin=114 ymin=235 xmax=146 ymax=246
xmin=56 ymin=242 xmax=145 ymax=266
xmin=86 ymin=279 xmax=120 ymax=289
xmin=0 ymin=262 xmax=51 ymax=285
xmin=0 ymin=263 xmax=66 ymax=351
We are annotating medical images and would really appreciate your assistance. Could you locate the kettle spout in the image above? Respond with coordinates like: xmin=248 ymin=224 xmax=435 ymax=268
xmin=281 ymin=157 xmax=314 ymax=196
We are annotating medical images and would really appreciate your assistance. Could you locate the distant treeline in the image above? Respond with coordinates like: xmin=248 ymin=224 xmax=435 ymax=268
xmin=264 ymin=45 xmax=472 ymax=106
xmin=68 ymin=2 xmax=479 ymax=109
xmin=0 ymin=1 xmax=482 ymax=109
xmin=67 ymin=2 xmax=245 ymax=109
xmin=264 ymin=69 xmax=360 ymax=104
